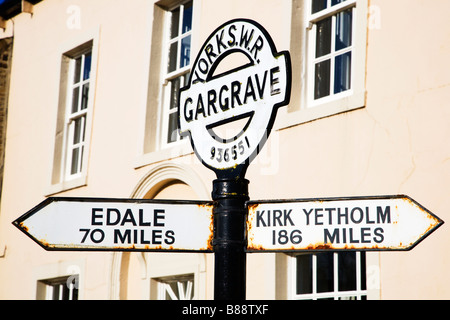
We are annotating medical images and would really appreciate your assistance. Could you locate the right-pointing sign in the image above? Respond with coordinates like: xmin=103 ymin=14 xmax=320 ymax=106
xmin=246 ymin=195 xmax=444 ymax=252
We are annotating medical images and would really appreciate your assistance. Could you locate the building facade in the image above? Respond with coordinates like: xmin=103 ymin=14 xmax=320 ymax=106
xmin=0 ymin=0 xmax=449 ymax=300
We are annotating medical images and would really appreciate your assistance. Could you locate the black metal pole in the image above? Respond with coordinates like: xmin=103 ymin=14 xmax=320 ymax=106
xmin=212 ymin=177 xmax=249 ymax=300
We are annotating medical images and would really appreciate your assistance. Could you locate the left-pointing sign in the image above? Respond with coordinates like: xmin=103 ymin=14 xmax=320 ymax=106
xmin=13 ymin=197 xmax=214 ymax=252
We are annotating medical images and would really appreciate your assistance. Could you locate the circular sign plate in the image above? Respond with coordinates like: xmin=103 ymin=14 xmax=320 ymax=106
xmin=178 ymin=19 xmax=291 ymax=177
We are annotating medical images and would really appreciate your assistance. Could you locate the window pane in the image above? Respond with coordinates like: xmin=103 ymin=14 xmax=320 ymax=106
xmin=317 ymin=252 xmax=334 ymax=293
xmin=180 ymin=35 xmax=191 ymax=68
xmin=312 ymin=0 xmax=327 ymax=14
xmin=182 ymin=1 xmax=193 ymax=34
xmin=83 ymin=52 xmax=92 ymax=80
xmin=52 ymin=285 xmax=61 ymax=300
xmin=296 ymin=255 xmax=313 ymax=295
xmin=81 ymin=83 xmax=89 ymax=110
xmin=316 ymin=17 xmax=332 ymax=58
xmin=170 ymin=7 xmax=180 ymax=39
xmin=314 ymin=59 xmax=331 ymax=99
xmin=73 ymin=57 xmax=81 ymax=83
xmin=71 ymin=86 xmax=80 ymax=113
xmin=70 ymin=147 xmax=80 ymax=175
xmin=168 ymin=42 xmax=178 ymax=73
xmin=62 ymin=284 xmax=70 ymax=300
xmin=165 ymin=282 xmax=177 ymax=300
xmin=335 ymin=9 xmax=352 ymax=51
xmin=169 ymin=77 xmax=181 ymax=110
xmin=338 ymin=252 xmax=356 ymax=291
xmin=182 ymin=72 xmax=190 ymax=88
xmin=73 ymin=117 xmax=82 ymax=144
xmin=332 ymin=0 xmax=348 ymax=6
xmin=334 ymin=51 xmax=351 ymax=94
xmin=167 ymin=112 xmax=179 ymax=144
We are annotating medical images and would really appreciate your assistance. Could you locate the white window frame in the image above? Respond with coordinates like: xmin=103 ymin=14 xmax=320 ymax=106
xmin=160 ymin=73 xmax=190 ymax=148
xmin=275 ymin=0 xmax=368 ymax=130
xmin=47 ymin=28 xmax=99 ymax=196
xmin=63 ymin=49 xmax=92 ymax=181
xmin=155 ymin=274 xmax=194 ymax=300
xmin=289 ymin=252 xmax=368 ymax=300
xmin=307 ymin=0 xmax=356 ymax=107
xmin=39 ymin=275 xmax=79 ymax=300
xmin=160 ymin=0 xmax=193 ymax=149
xmin=33 ymin=259 xmax=85 ymax=300
xmin=148 ymin=255 xmax=206 ymax=300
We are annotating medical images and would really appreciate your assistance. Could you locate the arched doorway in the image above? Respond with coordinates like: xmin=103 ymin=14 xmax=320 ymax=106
xmin=108 ymin=163 xmax=212 ymax=300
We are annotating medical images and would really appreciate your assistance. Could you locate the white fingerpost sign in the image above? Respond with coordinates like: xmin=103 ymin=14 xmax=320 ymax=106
xmin=247 ymin=195 xmax=444 ymax=252
xmin=13 ymin=198 xmax=214 ymax=252
xmin=178 ymin=19 xmax=291 ymax=174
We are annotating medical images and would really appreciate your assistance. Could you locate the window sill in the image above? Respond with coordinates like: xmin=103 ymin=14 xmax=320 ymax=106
xmin=45 ymin=175 xmax=87 ymax=196
xmin=275 ymin=90 xmax=366 ymax=130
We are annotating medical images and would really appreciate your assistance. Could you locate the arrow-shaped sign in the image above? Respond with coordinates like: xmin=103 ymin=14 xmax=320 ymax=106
xmin=247 ymin=195 xmax=444 ymax=252
xmin=13 ymin=195 xmax=444 ymax=253
xmin=13 ymin=197 xmax=214 ymax=252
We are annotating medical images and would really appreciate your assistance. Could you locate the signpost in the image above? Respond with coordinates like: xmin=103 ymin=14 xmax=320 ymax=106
xmin=178 ymin=19 xmax=291 ymax=300
xmin=12 ymin=18 xmax=444 ymax=301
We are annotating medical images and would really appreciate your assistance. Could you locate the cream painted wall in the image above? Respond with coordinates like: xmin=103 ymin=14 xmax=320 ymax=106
xmin=363 ymin=0 xmax=450 ymax=299
xmin=0 ymin=0 xmax=157 ymax=299
xmin=0 ymin=0 xmax=449 ymax=300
